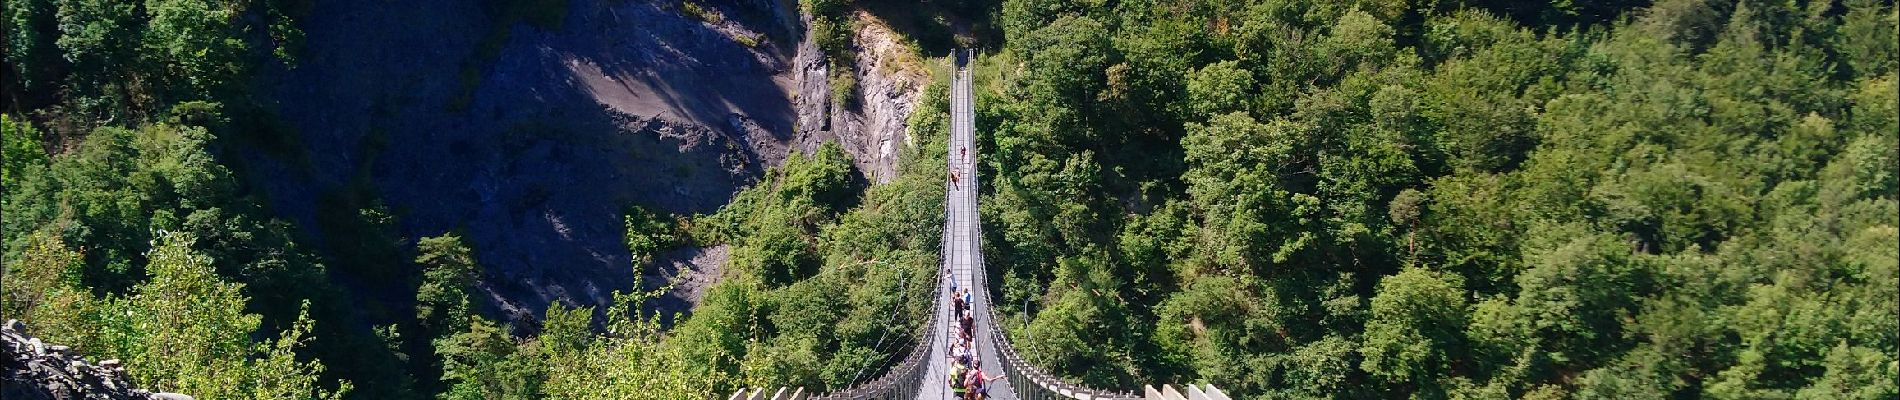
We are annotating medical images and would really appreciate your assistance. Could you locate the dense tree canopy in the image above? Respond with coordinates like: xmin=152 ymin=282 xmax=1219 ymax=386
xmin=974 ymin=0 xmax=1897 ymax=398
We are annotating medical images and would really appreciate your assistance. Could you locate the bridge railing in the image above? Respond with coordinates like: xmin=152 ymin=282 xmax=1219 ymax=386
xmin=778 ymin=141 xmax=961 ymax=400
xmin=806 ymin=325 xmax=931 ymax=400
xmin=970 ymin=234 xmax=1140 ymax=400
xmin=732 ymin=285 xmax=934 ymax=400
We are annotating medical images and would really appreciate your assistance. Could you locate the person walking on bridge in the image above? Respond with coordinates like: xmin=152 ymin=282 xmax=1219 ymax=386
xmin=960 ymin=310 xmax=975 ymax=341
xmin=953 ymin=288 xmax=967 ymax=315
xmin=950 ymin=340 xmax=969 ymax=365
xmin=949 ymin=362 xmax=970 ymax=399
xmin=965 ymin=367 xmax=1006 ymax=400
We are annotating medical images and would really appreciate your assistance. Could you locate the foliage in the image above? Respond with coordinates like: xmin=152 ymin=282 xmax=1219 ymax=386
xmin=1 ymin=115 xmax=48 ymax=199
xmin=54 ymin=0 xmax=142 ymax=111
xmin=2 ymin=121 xmax=412 ymax=399
xmin=974 ymin=0 xmax=1900 ymax=397
xmin=699 ymin=143 xmax=859 ymax=286
xmin=11 ymin=0 xmax=306 ymax=120
xmin=830 ymin=68 xmax=860 ymax=107
xmin=143 ymin=0 xmax=249 ymax=100
xmin=1 ymin=231 xmax=349 ymax=399
xmin=416 ymin=234 xmax=480 ymax=338
xmin=434 ymin=317 xmax=544 ymax=400
xmin=1360 ymin=267 xmax=1466 ymax=392
xmin=680 ymin=0 xmax=723 ymax=24
xmin=3 ymin=0 xmax=64 ymax=95
xmin=624 ymin=206 xmax=680 ymax=266
xmin=0 ymin=232 xmax=93 ymax=343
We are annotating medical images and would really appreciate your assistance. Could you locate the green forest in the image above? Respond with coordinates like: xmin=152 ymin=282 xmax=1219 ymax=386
xmin=2 ymin=0 xmax=1896 ymax=399
xmin=972 ymin=0 xmax=1896 ymax=398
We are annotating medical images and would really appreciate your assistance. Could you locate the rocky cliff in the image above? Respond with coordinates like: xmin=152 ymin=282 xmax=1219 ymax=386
xmin=246 ymin=0 xmax=927 ymax=323
xmin=639 ymin=7 xmax=929 ymax=322
xmin=790 ymin=11 xmax=929 ymax=184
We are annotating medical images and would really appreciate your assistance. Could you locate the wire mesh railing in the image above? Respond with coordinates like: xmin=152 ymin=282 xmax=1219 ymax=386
xmin=969 ymin=213 xmax=1140 ymax=400
xmin=795 ymin=163 xmax=956 ymax=400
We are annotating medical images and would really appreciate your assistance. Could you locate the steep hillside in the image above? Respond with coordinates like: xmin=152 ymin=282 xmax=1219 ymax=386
xmin=243 ymin=0 xmax=925 ymax=319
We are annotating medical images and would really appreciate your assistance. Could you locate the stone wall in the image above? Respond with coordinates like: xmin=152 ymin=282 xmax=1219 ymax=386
xmin=1 ymin=320 xmax=191 ymax=400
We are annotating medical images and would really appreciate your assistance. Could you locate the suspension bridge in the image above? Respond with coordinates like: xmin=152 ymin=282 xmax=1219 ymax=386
xmin=729 ymin=50 xmax=1230 ymax=400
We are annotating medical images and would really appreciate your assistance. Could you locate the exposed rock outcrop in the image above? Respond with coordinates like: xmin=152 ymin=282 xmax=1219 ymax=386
xmin=793 ymin=11 xmax=929 ymax=183
xmin=1 ymin=320 xmax=189 ymax=400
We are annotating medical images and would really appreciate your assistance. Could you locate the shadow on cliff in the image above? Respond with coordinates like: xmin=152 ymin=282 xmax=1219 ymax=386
xmin=245 ymin=0 xmax=798 ymax=335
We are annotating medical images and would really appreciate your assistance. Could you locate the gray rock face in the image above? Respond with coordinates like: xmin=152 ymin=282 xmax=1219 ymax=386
xmin=836 ymin=15 xmax=927 ymax=183
xmin=790 ymin=12 xmax=927 ymax=184
xmin=1 ymin=320 xmax=168 ymax=400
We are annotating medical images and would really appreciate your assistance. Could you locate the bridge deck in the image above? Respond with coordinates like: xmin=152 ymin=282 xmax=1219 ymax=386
xmin=917 ymin=50 xmax=1016 ymax=400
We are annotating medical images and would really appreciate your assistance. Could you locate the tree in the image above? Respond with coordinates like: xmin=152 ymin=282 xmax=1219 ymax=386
xmin=3 ymin=0 xmax=64 ymax=94
xmin=1 ymin=115 xmax=47 ymax=200
xmin=7 ymin=124 xmax=235 ymax=292
xmin=416 ymin=234 xmax=479 ymax=337
xmin=1153 ymin=276 xmax=1279 ymax=392
xmin=1184 ymin=61 xmax=1255 ymax=119
xmin=1017 ymin=15 xmax=1112 ymax=145
xmin=1361 ymin=267 xmax=1469 ymax=391
xmin=1833 ymin=0 xmax=1897 ymax=81
xmin=1792 ymin=343 xmax=1899 ymax=399
xmin=55 ymin=0 xmax=142 ymax=112
xmin=435 ymin=318 xmax=543 ymax=400
xmin=143 ymin=0 xmax=249 ymax=99
xmin=113 ymin=231 xmax=346 ymax=399
xmin=1181 ymin=112 xmax=1313 ymax=272
xmin=250 ymin=302 xmax=355 ymax=400
xmin=0 ymin=232 xmax=102 ymax=352
xmin=624 ymin=206 xmax=677 ymax=266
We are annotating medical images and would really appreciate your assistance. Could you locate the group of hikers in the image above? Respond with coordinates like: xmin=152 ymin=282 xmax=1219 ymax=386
xmin=946 ymin=269 xmax=1003 ymax=399
xmin=946 ymin=145 xmax=1001 ymax=398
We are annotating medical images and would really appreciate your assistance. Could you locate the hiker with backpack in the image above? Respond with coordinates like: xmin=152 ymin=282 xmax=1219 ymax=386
xmin=965 ymin=367 xmax=1006 ymax=400
xmin=949 ymin=362 xmax=970 ymax=398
